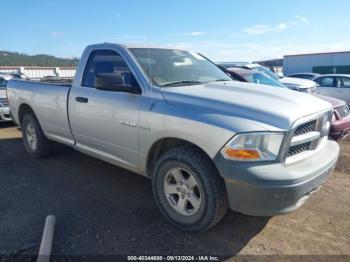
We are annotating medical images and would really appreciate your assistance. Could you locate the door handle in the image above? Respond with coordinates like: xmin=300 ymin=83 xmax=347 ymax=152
xmin=75 ymin=97 xmax=88 ymax=103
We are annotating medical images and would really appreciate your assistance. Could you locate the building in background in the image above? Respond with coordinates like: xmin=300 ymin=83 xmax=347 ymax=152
xmin=283 ymin=51 xmax=350 ymax=75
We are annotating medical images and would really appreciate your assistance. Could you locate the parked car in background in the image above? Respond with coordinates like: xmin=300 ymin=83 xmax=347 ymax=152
xmin=224 ymin=67 xmax=350 ymax=140
xmin=224 ymin=67 xmax=286 ymax=88
xmin=318 ymin=95 xmax=350 ymax=140
xmin=8 ymin=72 xmax=29 ymax=79
xmin=286 ymin=73 xmax=321 ymax=80
xmin=7 ymin=43 xmax=339 ymax=231
xmin=0 ymin=74 xmax=12 ymax=122
xmin=0 ymin=72 xmax=29 ymax=80
xmin=217 ymin=62 xmax=250 ymax=68
xmin=245 ymin=64 xmax=318 ymax=93
xmin=218 ymin=62 xmax=317 ymax=93
xmin=39 ymin=76 xmax=74 ymax=84
xmin=313 ymin=74 xmax=350 ymax=105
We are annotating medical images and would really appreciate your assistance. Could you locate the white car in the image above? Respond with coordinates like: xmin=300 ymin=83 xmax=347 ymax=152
xmin=244 ymin=64 xmax=317 ymax=93
xmin=0 ymin=74 xmax=13 ymax=122
xmin=286 ymin=73 xmax=321 ymax=80
xmin=313 ymin=74 xmax=350 ymax=106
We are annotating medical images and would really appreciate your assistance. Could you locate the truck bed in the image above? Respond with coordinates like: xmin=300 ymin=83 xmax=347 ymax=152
xmin=7 ymin=79 xmax=75 ymax=146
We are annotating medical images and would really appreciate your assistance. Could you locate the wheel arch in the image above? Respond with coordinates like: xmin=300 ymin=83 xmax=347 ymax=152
xmin=18 ymin=103 xmax=36 ymax=127
xmin=145 ymin=137 xmax=219 ymax=178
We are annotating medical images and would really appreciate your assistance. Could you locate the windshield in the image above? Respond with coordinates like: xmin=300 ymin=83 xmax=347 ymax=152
xmin=244 ymin=72 xmax=287 ymax=88
xmin=251 ymin=66 xmax=279 ymax=81
xmin=0 ymin=78 xmax=7 ymax=90
xmin=129 ymin=48 xmax=231 ymax=87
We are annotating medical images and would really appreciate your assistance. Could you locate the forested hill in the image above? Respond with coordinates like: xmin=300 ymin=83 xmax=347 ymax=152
xmin=0 ymin=51 xmax=79 ymax=67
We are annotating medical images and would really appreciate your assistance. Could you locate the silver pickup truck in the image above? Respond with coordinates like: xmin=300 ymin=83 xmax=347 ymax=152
xmin=7 ymin=43 xmax=339 ymax=231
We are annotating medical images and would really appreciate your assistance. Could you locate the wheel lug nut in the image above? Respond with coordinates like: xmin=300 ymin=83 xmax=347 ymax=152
xmin=176 ymin=187 xmax=180 ymax=192
xmin=181 ymin=195 xmax=185 ymax=199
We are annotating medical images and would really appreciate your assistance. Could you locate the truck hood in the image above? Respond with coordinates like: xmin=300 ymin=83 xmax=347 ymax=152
xmin=280 ymin=77 xmax=316 ymax=90
xmin=161 ymin=81 xmax=332 ymax=131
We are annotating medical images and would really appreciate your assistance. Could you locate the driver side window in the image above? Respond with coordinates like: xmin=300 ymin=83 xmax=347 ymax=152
xmin=82 ymin=50 xmax=138 ymax=90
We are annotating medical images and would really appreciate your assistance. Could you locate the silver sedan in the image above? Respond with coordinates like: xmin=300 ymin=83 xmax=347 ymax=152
xmin=313 ymin=74 xmax=350 ymax=105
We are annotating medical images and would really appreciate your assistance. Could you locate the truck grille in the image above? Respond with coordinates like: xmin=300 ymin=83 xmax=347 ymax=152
xmin=285 ymin=112 xmax=331 ymax=162
xmin=287 ymin=142 xmax=311 ymax=157
xmin=0 ymin=98 xmax=9 ymax=107
xmin=294 ymin=120 xmax=316 ymax=135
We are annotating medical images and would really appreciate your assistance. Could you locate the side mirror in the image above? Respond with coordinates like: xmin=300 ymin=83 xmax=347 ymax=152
xmin=95 ymin=73 xmax=140 ymax=94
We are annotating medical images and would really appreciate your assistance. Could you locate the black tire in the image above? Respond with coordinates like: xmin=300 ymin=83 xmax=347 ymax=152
xmin=152 ymin=145 xmax=228 ymax=232
xmin=22 ymin=113 xmax=53 ymax=158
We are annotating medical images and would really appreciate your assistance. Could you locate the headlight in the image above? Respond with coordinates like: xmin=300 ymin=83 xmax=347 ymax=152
xmin=221 ymin=132 xmax=285 ymax=161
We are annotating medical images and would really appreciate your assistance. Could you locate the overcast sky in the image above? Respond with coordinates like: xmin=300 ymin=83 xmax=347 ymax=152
xmin=2 ymin=0 xmax=350 ymax=61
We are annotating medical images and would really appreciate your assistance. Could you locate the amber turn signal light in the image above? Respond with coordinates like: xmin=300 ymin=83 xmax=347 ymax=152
xmin=224 ymin=148 xmax=261 ymax=160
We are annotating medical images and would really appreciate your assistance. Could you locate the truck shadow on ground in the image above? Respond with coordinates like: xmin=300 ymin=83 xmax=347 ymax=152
xmin=0 ymin=122 xmax=15 ymax=127
xmin=0 ymin=135 xmax=269 ymax=257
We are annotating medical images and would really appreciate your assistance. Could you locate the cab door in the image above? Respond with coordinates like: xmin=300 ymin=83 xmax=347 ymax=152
xmin=68 ymin=50 xmax=142 ymax=171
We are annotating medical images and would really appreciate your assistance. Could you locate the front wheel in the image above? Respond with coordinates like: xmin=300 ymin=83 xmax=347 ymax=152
xmin=22 ymin=113 xmax=53 ymax=158
xmin=152 ymin=146 xmax=228 ymax=232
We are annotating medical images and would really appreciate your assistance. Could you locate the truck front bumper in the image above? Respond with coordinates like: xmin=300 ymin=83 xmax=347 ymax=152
xmin=0 ymin=106 xmax=12 ymax=122
xmin=214 ymin=140 xmax=339 ymax=216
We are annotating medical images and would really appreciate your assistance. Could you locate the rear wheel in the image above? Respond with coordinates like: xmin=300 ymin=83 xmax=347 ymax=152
xmin=22 ymin=114 xmax=53 ymax=158
xmin=152 ymin=146 xmax=228 ymax=232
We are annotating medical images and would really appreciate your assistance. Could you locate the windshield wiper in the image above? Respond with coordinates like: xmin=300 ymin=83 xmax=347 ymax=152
xmin=160 ymin=80 xmax=203 ymax=87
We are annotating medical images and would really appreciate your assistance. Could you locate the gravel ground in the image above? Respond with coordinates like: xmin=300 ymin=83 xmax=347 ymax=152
xmin=0 ymin=123 xmax=349 ymax=260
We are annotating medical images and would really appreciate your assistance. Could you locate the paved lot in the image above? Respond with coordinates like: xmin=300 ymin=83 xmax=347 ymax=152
xmin=0 ymin=122 xmax=350 ymax=259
